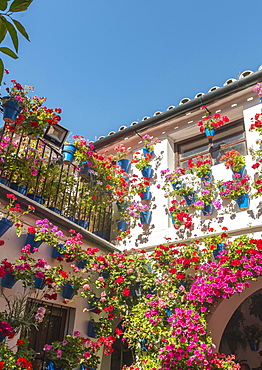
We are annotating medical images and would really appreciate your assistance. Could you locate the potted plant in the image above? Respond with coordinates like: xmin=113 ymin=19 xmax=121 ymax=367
xmin=217 ymin=175 xmax=250 ymax=209
xmin=197 ymin=106 xmax=230 ymax=138
xmin=169 ymin=200 xmax=193 ymax=229
xmin=220 ymin=150 xmax=246 ymax=177
xmin=160 ymin=167 xmax=186 ymax=193
xmin=188 ymin=156 xmax=213 ymax=181
xmin=110 ymin=144 xmax=132 ymax=173
xmin=243 ymin=324 xmax=262 ymax=351
xmin=141 ymin=134 xmax=161 ymax=156
xmin=132 ymin=154 xmax=154 ymax=178
xmin=193 ymin=181 xmax=218 ymax=216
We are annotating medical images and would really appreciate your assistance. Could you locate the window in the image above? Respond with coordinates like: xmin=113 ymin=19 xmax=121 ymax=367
xmin=176 ymin=119 xmax=247 ymax=169
xmin=26 ymin=300 xmax=75 ymax=370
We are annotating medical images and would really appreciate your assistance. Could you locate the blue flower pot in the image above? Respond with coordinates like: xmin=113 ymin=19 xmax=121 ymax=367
xmin=248 ymin=340 xmax=260 ymax=351
xmin=183 ymin=192 xmax=196 ymax=206
xmin=87 ymin=321 xmax=97 ymax=338
xmin=80 ymin=366 xmax=96 ymax=370
xmin=0 ymin=177 xmax=8 ymax=185
xmin=45 ymin=359 xmax=64 ymax=370
xmin=117 ymin=220 xmax=127 ymax=231
xmin=117 ymin=201 xmax=128 ymax=212
xmin=202 ymin=204 xmax=213 ymax=216
xmin=1 ymin=272 xmax=16 ymax=289
xmin=236 ymin=193 xmax=249 ymax=210
xmin=100 ymin=271 xmax=109 ymax=279
xmin=232 ymin=165 xmax=246 ymax=179
xmin=76 ymin=260 xmax=87 ymax=269
xmin=213 ymin=243 xmax=225 ymax=258
xmin=0 ymin=217 xmax=13 ymax=237
xmin=75 ymin=219 xmax=89 ymax=229
xmin=199 ymin=170 xmax=212 ymax=182
xmin=140 ymin=211 xmax=152 ymax=225
xmin=2 ymin=98 xmax=22 ymax=123
xmin=205 ymin=128 xmax=215 ymax=138
xmin=62 ymin=284 xmax=74 ymax=299
xmin=172 ymin=181 xmax=182 ymax=190
xmin=24 ymin=233 xmax=43 ymax=253
xmin=48 ymin=206 xmax=61 ymax=214
xmin=27 ymin=193 xmax=45 ymax=204
xmin=52 ymin=245 xmax=66 ymax=258
xmin=141 ymin=165 xmax=153 ymax=178
xmin=62 ymin=144 xmax=76 ymax=164
xmin=140 ymin=338 xmax=148 ymax=351
xmin=0 ymin=334 xmax=6 ymax=342
xmin=93 ymin=231 xmax=107 ymax=239
xmin=10 ymin=182 xmax=27 ymax=195
xmin=142 ymin=148 xmax=154 ymax=157
xmin=79 ymin=162 xmax=91 ymax=178
xmin=89 ymin=297 xmax=99 ymax=312
xmin=140 ymin=188 xmax=151 ymax=200
xmin=117 ymin=159 xmax=131 ymax=173
xmin=34 ymin=276 xmax=45 ymax=290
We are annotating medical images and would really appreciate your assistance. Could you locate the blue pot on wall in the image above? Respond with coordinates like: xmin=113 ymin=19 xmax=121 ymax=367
xmin=62 ymin=144 xmax=76 ymax=164
xmin=34 ymin=276 xmax=45 ymax=290
xmin=248 ymin=340 xmax=260 ymax=351
xmin=183 ymin=192 xmax=196 ymax=206
xmin=142 ymin=148 xmax=154 ymax=157
xmin=205 ymin=128 xmax=215 ymax=138
xmin=24 ymin=233 xmax=43 ymax=253
xmin=172 ymin=181 xmax=182 ymax=190
xmin=141 ymin=165 xmax=153 ymax=178
xmin=140 ymin=338 xmax=148 ymax=351
xmin=140 ymin=188 xmax=151 ymax=200
xmin=232 ymin=165 xmax=246 ymax=179
xmin=10 ymin=182 xmax=27 ymax=195
xmin=45 ymin=359 xmax=64 ymax=370
xmin=93 ymin=231 xmax=107 ymax=239
xmin=77 ymin=260 xmax=87 ymax=269
xmin=52 ymin=245 xmax=66 ymax=259
xmin=1 ymin=272 xmax=16 ymax=289
xmin=2 ymin=97 xmax=22 ymax=123
xmin=0 ymin=177 xmax=8 ymax=185
xmin=236 ymin=193 xmax=249 ymax=210
xmin=202 ymin=204 xmax=213 ymax=216
xmin=48 ymin=206 xmax=61 ymax=214
xmin=0 ymin=217 xmax=13 ymax=237
xmin=62 ymin=284 xmax=74 ymax=299
xmin=213 ymin=243 xmax=225 ymax=258
xmin=0 ymin=334 xmax=6 ymax=342
xmin=79 ymin=162 xmax=91 ymax=178
xmin=117 ymin=220 xmax=127 ymax=231
xmin=87 ymin=321 xmax=97 ymax=338
xmin=140 ymin=211 xmax=152 ymax=225
xmin=117 ymin=159 xmax=131 ymax=173
xmin=200 ymin=170 xmax=212 ymax=182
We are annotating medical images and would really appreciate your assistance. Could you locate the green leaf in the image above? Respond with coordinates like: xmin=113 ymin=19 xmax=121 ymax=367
xmin=0 ymin=17 xmax=7 ymax=43
xmin=0 ymin=0 xmax=8 ymax=11
xmin=1 ymin=16 xmax=18 ymax=52
xmin=0 ymin=46 xmax=18 ymax=58
xmin=9 ymin=0 xmax=33 ymax=12
xmin=0 ymin=58 xmax=4 ymax=85
xmin=12 ymin=18 xmax=29 ymax=41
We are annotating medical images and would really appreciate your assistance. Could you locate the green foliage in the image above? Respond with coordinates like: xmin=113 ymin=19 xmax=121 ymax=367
xmin=0 ymin=0 xmax=33 ymax=83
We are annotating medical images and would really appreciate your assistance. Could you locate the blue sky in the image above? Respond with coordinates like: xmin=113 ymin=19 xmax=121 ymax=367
xmin=2 ymin=0 xmax=262 ymax=142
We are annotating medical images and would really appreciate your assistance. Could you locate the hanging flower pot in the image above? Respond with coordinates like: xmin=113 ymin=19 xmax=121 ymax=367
xmin=140 ymin=211 xmax=152 ymax=224
xmin=143 ymin=147 xmax=154 ymax=157
xmin=62 ymin=283 xmax=74 ymax=299
xmin=10 ymin=182 xmax=27 ymax=195
xmin=75 ymin=219 xmax=89 ymax=229
xmin=34 ymin=275 xmax=45 ymax=290
xmin=183 ymin=192 xmax=196 ymax=206
xmin=140 ymin=338 xmax=148 ymax=351
xmin=141 ymin=165 xmax=153 ymax=178
xmin=100 ymin=271 xmax=109 ymax=279
xmin=171 ymin=217 xmax=181 ymax=229
xmin=200 ymin=170 xmax=212 ymax=182
xmin=117 ymin=201 xmax=128 ymax=212
xmin=232 ymin=165 xmax=246 ymax=179
xmin=139 ymin=188 xmax=151 ymax=200
xmin=62 ymin=144 xmax=76 ymax=164
xmin=202 ymin=203 xmax=213 ymax=216
xmin=2 ymin=97 xmax=22 ymax=123
xmin=0 ymin=217 xmax=13 ymax=237
xmin=93 ymin=231 xmax=107 ymax=239
xmin=213 ymin=243 xmax=225 ymax=258
xmin=204 ymin=128 xmax=215 ymax=139
xmin=24 ymin=233 xmax=43 ymax=253
xmin=0 ymin=177 xmax=8 ymax=185
xmin=87 ymin=321 xmax=97 ymax=338
xmin=248 ymin=340 xmax=260 ymax=351
xmin=117 ymin=159 xmax=131 ymax=173
xmin=0 ymin=334 xmax=6 ymax=342
xmin=27 ymin=193 xmax=45 ymax=204
xmin=1 ymin=272 xmax=16 ymax=289
xmin=236 ymin=193 xmax=249 ymax=210
xmin=117 ymin=220 xmax=127 ymax=231
xmin=79 ymin=162 xmax=91 ymax=178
